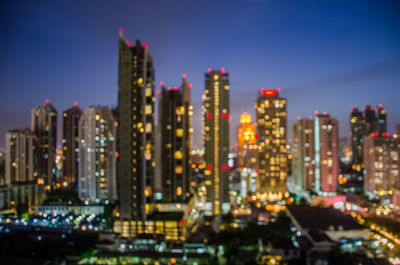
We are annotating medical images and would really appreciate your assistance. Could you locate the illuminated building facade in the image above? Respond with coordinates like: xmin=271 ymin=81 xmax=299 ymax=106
xmin=5 ymin=129 xmax=37 ymax=184
xmin=62 ymin=103 xmax=82 ymax=189
xmin=350 ymin=107 xmax=365 ymax=168
xmin=314 ymin=113 xmax=339 ymax=194
xmin=237 ymin=113 xmax=257 ymax=196
xmin=31 ymin=101 xmax=57 ymax=189
xmin=114 ymin=211 xmax=186 ymax=240
xmin=157 ymin=76 xmax=192 ymax=203
xmin=363 ymin=135 xmax=400 ymax=196
xmin=291 ymin=118 xmax=315 ymax=191
xmin=203 ymin=68 xmax=230 ymax=215
xmin=78 ymin=107 xmax=117 ymax=202
xmin=350 ymin=104 xmax=388 ymax=185
xmin=117 ymin=31 xmax=155 ymax=234
xmin=255 ymin=89 xmax=288 ymax=202
xmin=237 ymin=112 xmax=257 ymax=169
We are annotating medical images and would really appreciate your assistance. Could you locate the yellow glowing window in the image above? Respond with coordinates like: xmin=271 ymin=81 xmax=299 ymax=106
xmin=174 ymin=151 xmax=183 ymax=159
xmin=176 ymin=129 xmax=183 ymax=137
xmin=145 ymin=204 xmax=150 ymax=214
xmin=145 ymin=105 xmax=152 ymax=115
xmin=145 ymin=123 xmax=152 ymax=133
xmin=95 ymin=114 xmax=100 ymax=120
xmin=175 ymin=166 xmax=183 ymax=174
xmin=145 ymin=87 xmax=152 ymax=97
xmin=138 ymin=78 xmax=143 ymax=85
xmin=176 ymin=187 xmax=182 ymax=196
xmin=205 ymin=180 xmax=212 ymax=186
xmin=213 ymin=74 xmax=219 ymax=80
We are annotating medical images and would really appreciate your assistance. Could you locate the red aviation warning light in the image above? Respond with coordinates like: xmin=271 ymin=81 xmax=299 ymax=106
xmin=173 ymin=87 xmax=178 ymax=91
xmin=208 ymin=68 xmax=212 ymax=72
xmin=378 ymin=104 xmax=383 ymax=108
xmin=264 ymin=90 xmax=276 ymax=96
xmin=188 ymin=83 xmax=193 ymax=88
xmin=143 ymin=43 xmax=148 ymax=47
xmin=45 ymin=99 xmax=49 ymax=104
xmin=73 ymin=102 xmax=78 ymax=106
xmin=156 ymin=91 xmax=161 ymax=95
xmin=314 ymin=110 xmax=319 ymax=115
xmin=160 ymin=81 xmax=164 ymax=86
xmin=220 ymin=68 xmax=225 ymax=74
xmin=128 ymin=42 xmax=132 ymax=46
xmin=370 ymin=132 xmax=378 ymax=137
xmin=182 ymin=74 xmax=187 ymax=78
xmin=119 ymin=29 xmax=123 ymax=33
xmin=207 ymin=114 xmax=212 ymax=119
xmin=277 ymin=88 xmax=281 ymax=93
xmin=207 ymin=165 xmax=213 ymax=170
xmin=383 ymin=132 xmax=389 ymax=137
xmin=221 ymin=113 xmax=226 ymax=118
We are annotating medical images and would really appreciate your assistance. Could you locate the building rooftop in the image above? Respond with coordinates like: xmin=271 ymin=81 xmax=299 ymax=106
xmin=286 ymin=205 xmax=364 ymax=231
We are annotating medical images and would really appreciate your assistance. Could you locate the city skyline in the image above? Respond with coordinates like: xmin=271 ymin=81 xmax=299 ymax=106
xmin=1 ymin=0 xmax=400 ymax=148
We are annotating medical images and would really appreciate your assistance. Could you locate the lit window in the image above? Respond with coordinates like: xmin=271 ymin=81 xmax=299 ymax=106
xmin=176 ymin=129 xmax=183 ymax=137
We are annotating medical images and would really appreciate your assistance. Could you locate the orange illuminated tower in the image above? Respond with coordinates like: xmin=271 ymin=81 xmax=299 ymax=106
xmin=237 ymin=113 xmax=257 ymax=197
xmin=237 ymin=113 xmax=257 ymax=169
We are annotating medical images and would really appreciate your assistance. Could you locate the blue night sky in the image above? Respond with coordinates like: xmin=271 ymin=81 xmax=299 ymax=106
xmin=1 ymin=0 xmax=399 ymax=148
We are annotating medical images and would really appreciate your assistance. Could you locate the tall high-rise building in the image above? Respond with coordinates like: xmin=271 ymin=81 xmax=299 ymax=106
xmin=237 ymin=113 xmax=257 ymax=197
xmin=78 ymin=107 xmax=117 ymax=202
xmin=291 ymin=118 xmax=315 ymax=192
xmin=314 ymin=113 xmax=339 ymax=194
xmin=364 ymin=105 xmax=376 ymax=134
xmin=255 ymin=89 xmax=288 ymax=202
xmin=62 ymin=102 xmax=82 ymax=189
xmin=157 ymin=76 xmax=192 ymax=203
xmin=5 ymin=129 xmax=37 ymax=184
xmin=31 ymin=100 xmax=57 ymax=189
xmin=377 ymin=104 xmax=387 ymax=135
xmin=203 ymin=68 xmax=230 ymax=216
xmin=363 ymin=135 xmax=399 ymax=196
xmin=237 ymin=112 xmax=257 ymax=170
xmin=350 ymin=104 xmax=388 ymax=185
xmin=117 ymin=31 xmax=155 ymax=232
xmin=350 ymin=107 xmax=365 ymax=167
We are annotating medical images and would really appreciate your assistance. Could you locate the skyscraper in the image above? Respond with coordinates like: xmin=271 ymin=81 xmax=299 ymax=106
xmin=255 ymin=89 xmax=288 ymax=202
xmin=31 ymin=100 xmax=57 ymax=189
xmin=203 ymin=68 xmax=230 ymax=216
xmin=291 ymin=118 xmax=315 ymax=192
xmin=363 ymin=134 xmax=399 ymax=196
xmin=364 ymin=104 xmax=376 ymax=134
xmin=314 ymin=113 xmax=339 ymax=194
xmin=62 ymin=102 xmax=82 ymax=189
xmin=78 ymin=107 xmax=117 ymax=202
xmin=237 ymin=112 xmax=257 ymax=170
xmin=237 ymin=113 xmax=257 ymax=197
xmin=376 ymin=104 xmax=387 ymax=135
xmin=117 ymin=31 xmax=155 ymax=233
xmin=349 ymin=104 xmax=388 ymax=186
xmin=157 ymin=76 xmax=192 ymax=203
xmin=5 ymin=129 xmax=36 ymax=184
xmin=350 ymin=107 xmax=365 ymax=168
